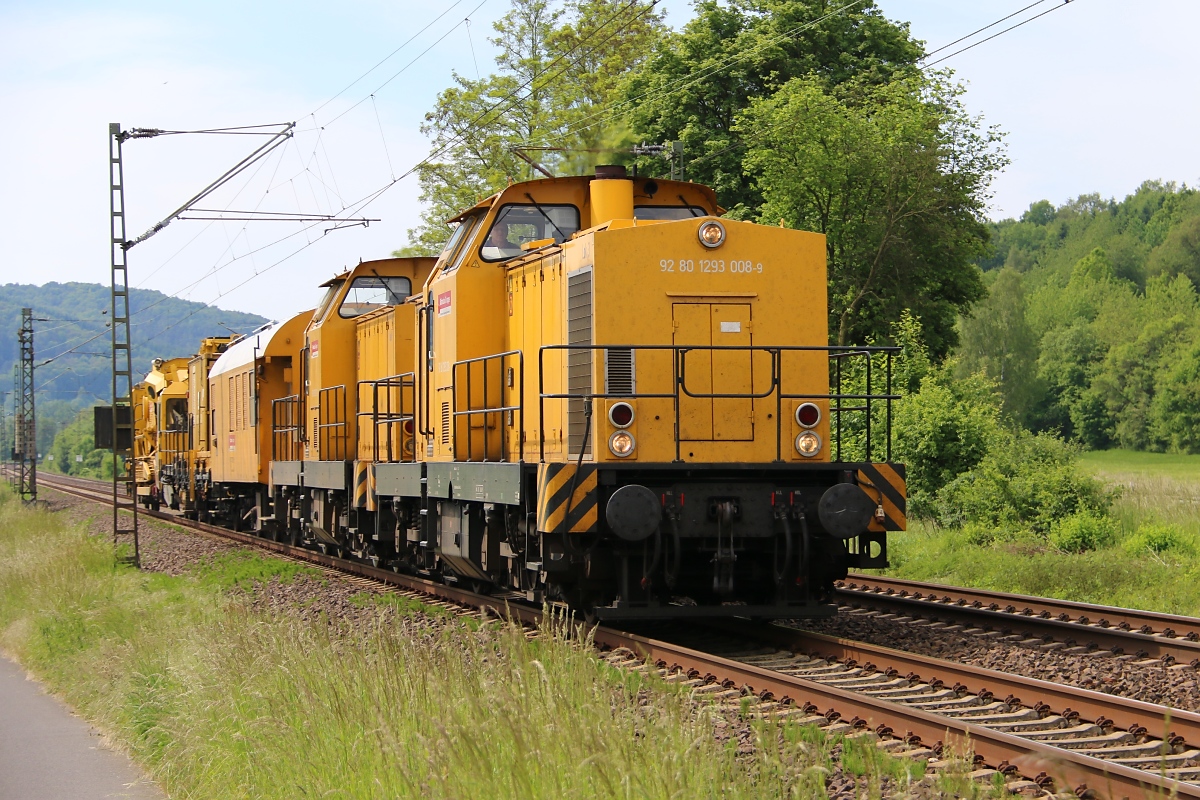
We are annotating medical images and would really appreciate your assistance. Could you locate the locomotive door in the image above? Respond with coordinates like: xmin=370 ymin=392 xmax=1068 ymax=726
xmin=672 ymin=303 xmax=753 ymax=441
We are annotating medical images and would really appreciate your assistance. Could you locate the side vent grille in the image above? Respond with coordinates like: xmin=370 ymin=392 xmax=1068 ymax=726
xmin=441 ymin=402 xmax=450 ymax=446
xmin=605 ymin=348 xmax=635 ymax=396
xmin=566 ymin=269 xmax=593 ymax=457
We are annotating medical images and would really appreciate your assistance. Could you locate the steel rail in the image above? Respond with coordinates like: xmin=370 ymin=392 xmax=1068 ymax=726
xmin=713 ymin=619 xmax=1200 ymax=748
xmin=31 ymin=471 xmax=1200 ymax=798
xmin=840 ymin=574 xmax=1200 ymax=665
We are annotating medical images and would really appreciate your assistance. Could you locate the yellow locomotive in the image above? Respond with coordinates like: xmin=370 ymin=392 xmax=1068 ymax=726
xmin=258 ymin=167 xmax=905 ymax=619
xmin=118 ymin=168 xmax=906 ymax=619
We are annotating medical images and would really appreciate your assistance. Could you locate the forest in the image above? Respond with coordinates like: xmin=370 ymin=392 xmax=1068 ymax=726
xmin=960 ymin=182 xmax=1200 ymax=454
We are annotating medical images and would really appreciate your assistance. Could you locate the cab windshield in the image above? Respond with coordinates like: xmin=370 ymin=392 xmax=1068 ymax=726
xmin=439 ymin=219 xmax=471 ymax=259
xmin=444 ymin=214 xmax=484 ymax=273
xmin=313 ymin=280 xmax=343 ymax=321
xmin=479 ymin=204 xmax=580 ymax=262
xmin=338 ymin=275 xmax=413 ymax=318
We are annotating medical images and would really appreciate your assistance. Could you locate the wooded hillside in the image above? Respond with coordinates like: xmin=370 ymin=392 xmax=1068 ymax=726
xmin=1 ymin=282 xmax=267 ymax=456
xmin=958 ymin=182 xmax=1200 ymax=453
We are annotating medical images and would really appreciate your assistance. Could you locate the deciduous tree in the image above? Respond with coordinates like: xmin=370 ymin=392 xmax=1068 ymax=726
xmin=623 ymin=0 xmax=922 ymax=212
xmin=739 ymin=74 xmax=1005 ymax=356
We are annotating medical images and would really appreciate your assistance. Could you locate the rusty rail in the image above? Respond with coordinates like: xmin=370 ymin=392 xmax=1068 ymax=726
xmin=840 ymin=574 xmax=1200 ymax=665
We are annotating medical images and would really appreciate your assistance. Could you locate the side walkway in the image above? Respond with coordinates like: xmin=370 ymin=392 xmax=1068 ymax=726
xmin=0 ymin=657 xmax=166 ymax=800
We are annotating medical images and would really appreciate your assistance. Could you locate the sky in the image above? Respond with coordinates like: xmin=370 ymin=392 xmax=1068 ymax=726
xmin=2 ymin=0 xmax=1198 ymax=326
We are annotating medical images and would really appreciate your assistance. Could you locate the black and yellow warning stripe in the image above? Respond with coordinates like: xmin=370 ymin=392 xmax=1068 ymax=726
xmin=857 ymin=462 xmax=906 ymax=532
xmin=536 ymin=463 xmax=599 ymax=534
xmin=353 ymin=461 xmax=378 ymax=512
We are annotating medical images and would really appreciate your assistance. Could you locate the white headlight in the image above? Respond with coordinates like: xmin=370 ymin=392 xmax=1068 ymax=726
xmin=608 ymin=430 xmax=636 ymax=457
xmin=697 ymin=220 xmax=726 ymax=249
xmin=795 ymin=431 xmax=822 ymax=458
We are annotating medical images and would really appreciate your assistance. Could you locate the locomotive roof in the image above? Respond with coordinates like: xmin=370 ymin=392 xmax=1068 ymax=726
xmin=445 ymin=174 xmax=722 ymax=223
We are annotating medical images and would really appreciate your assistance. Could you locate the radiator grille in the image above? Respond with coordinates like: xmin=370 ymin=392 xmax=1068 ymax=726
xmin=567 ymin=269 xmax=593 ymax=457
xmin=605 ymin=348 xmax=635 ymax=395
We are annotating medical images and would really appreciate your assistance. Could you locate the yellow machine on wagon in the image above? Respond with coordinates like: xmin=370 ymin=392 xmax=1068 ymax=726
xmin=130 ymin=338 xmax=232 ymax=512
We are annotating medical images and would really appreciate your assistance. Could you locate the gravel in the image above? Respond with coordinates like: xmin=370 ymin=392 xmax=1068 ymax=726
xmin=795 ymin=610 xmax=1200 ymax=712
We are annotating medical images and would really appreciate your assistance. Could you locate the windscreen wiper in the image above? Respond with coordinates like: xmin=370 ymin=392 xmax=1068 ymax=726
xmin=371 ymin=268 xmax=405 ymax=304
xmin=525 ymin=192 xmax=570 ymax=241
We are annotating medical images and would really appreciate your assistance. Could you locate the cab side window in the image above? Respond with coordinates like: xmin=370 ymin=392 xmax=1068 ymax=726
xmin=479 ymin=205 xmax=580 ymax=262
xmin=338 ymin=276 xmax=413 ymax=318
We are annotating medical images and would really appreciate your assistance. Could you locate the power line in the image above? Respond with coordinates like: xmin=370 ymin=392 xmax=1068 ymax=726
xmin=103 ymin=0 xmax=655 ymax=344
xmin=321 ymin=1 xmax=488 ymax=128
xmin=309 ymin=0 xmax=475 ymax=118
xmin=115 ymin=2 xmax=487 ymax=316
xmin=924 ymin=1 xmax=1076 ymax=68
xmin=920 ymin=0 xmax=1050 ymax=60
xmin=683 ymin=0 xmax=1082 ymax=173
xmin=138 ymin=0 xmax=660 ymax=343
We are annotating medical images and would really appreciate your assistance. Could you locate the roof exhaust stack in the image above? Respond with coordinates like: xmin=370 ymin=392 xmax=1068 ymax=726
xmin=590 ymin=164 xmax=633 ymax=229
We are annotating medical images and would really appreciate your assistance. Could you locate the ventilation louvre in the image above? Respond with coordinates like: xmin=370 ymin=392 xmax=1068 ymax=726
xmin=441 ymin=402 xmax=450 ymax=446
xmin=566 ymin=269 xmax=593 ymax=457
xmin=605 ymin=348 xmax=635 ymax=396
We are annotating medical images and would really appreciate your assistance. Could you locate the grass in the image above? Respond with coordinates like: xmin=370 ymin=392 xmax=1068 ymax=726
xmin=883 ymin=449 xmax=1200 ymax=614
xmin=0 ymin=489 xmax=970 ymax=799
xmin=1078 ymin=448 xmax=1200 ymax=480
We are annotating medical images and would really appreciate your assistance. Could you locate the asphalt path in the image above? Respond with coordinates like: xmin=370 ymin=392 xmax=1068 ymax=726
xmin=0 ymin=657 xmax=165 ymax=800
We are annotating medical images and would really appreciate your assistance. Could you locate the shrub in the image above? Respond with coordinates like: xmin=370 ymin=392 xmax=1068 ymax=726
xmin=1121 ymin=523 xmax=1192 ymax=556
xmin=893 ymin=366 xmax=1003 ymax=516
xmin=1048 ymin=512 xmax=1117 ymax=553
xmin=935 ymin=429 xmax=1114 ymax=535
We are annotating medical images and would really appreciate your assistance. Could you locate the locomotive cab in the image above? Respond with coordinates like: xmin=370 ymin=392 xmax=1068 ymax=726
xmin=269 ymin=257 xmax=434 ymax=553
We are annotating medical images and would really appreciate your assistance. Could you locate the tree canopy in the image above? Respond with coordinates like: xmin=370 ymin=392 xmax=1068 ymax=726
xmin=402 ymin=0 xmax=1012 ymax=361
xmin=623 ymin=0 xmax=924 ymax=213
xmin=403 ymin=0 xmax=665 ymax=254
xmin=739 ymin=74 xmax=1004 ymax=356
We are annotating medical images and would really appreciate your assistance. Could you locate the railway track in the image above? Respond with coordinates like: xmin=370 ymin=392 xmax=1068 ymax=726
xmin=839 ymin=574 xmax=1200 ymax=666
xmin=26 ymin=471 xmax=1200 ymax=799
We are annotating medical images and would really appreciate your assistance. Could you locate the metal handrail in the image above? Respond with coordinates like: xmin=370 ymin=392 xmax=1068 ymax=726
xmin=356 ymin=373 xmax=417 ymax=463
xmin=317 ymin=385 xmax=347 ymax=462
xmin=451 ymin=350 xmax=524 ymax=462
xmin=271 ymin=394 xmax=303 ymax=461
xmin=538 ymin=344 xmax=900 ymax=463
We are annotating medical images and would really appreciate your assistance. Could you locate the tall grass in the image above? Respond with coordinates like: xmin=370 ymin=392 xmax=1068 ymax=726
xmin=882 ymin=458 xmax=1200 ymax=614
xmin=0 ymin=490 xmax=952 ymax=799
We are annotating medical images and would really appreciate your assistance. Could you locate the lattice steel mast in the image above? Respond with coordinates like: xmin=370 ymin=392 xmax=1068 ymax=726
xmin=16 ymin=308 xmax=36 ymax=503
xmin=109 ymin=123 xmax=139 ymax=565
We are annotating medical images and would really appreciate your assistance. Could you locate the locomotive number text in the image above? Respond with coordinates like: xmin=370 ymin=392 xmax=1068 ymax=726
xmin=659 ymin=259 xmax=763 ymax=274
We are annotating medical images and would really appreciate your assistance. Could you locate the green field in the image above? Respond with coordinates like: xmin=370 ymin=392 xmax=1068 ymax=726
xmin=883 ymin=449 xmax=1200 ymax=614
xmin=1077 ymin=449 xmax=1200 ymax=480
